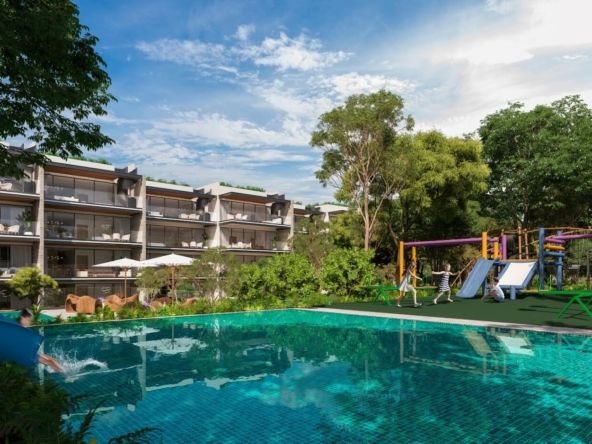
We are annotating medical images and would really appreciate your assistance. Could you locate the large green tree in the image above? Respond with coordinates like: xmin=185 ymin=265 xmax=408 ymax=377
xmin=0 ymin=0 xmax=115 ymax=178
xmin=311 ymin=89 xmax=414 ymax=250
xmin=289 ymin=217 xmax=333 ymax=269
xmin=478 ymin=95 xmax=592 ymax=229
xmin=4 ymin=267 xmax=58 ymax=305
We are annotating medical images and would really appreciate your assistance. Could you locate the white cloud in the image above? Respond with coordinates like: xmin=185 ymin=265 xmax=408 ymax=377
xmin=563 ymin=54 xmax=589 ymax=61
xmin=441 ymin=0 xmax=592 ymax=66
xmin=235 ymin=24 xmax=255 ymax=41
xmin=485 ymin=0 xmax=515 ymax=13
xmin=122 ymin=96 xmax=140 ymax=103
xmin=239 ymin=32 xmax=351 ymax=71
xmin=136 ymin=39 xmax=226 ymax=66
xmin=318 ymin=72 xmax=417 ymax=98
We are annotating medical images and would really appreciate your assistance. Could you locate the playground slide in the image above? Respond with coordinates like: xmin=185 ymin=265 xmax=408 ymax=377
xmin=0 ymin=315 xmax=43 ymax=370
xmin=498 ymin=262 xmax=537 ymax=289
xmin=456 ymin=259 xmax=496 ymax=298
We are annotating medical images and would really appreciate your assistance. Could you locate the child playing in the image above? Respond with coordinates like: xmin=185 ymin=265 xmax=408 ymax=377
xmin=432 ymin=263 xmax=458 ymax=304
xmin=396 ymin=262 xmax=422 ymax=308
xmin=481 ymin=277 xmax=505 ymax=303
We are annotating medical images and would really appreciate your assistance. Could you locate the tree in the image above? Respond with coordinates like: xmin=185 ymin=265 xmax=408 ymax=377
xmin=0 ymin=0 xmax=115 ymax=179
xmin=311 ymin=89 xmax=413 ymax=250
xmin=320 ymin=248 xmax=376 ymax=298
xmin=4 ymin=267 xmax=58 ymax=305
xmin=397 ymin=130 xmax=490 ymax=240
xmin=135 ymin=267 xmax=170 ymax=301
xmin=289 ymin=217 xmax=333 ymax=269
xmin=478 ymin=95 xmax=592 ymax=229
xmin=182 ymin=248 xmax=241 ymax=302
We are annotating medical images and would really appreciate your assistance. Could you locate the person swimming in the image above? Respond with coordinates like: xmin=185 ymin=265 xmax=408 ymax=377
xmin=17 ymin=309 xmax=65 ymax=373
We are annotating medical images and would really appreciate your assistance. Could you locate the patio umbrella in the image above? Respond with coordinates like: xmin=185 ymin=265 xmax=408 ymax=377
xmin=140 ymin=253 xmax=195 ymax=303
xmin=93 ymin=258 xmax=143 ymax=299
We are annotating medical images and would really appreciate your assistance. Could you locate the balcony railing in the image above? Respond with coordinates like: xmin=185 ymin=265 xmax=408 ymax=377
xmin=221 ymin=240 xmax=290 ymax=251
xmin=0 ymin=264 xmax=35 ymax=278
xmin=147 ymin=206 xmax=210 ymax=221
xmin=45 ymin=225 xmax=138 ymax=242
xmin=46 ymin=265 xmax=136 ymax=279
xmin=0 ymin=221 xmax=38 ymax=236
xmin=147 ymin=238 xmax=206 ymax=249
xmin=44 ymin=186 xmax=137 ymax=208
xmin=0 ymin=178 xmax=36 ymax=194
xmin=221 ymin=210 xmax=287 ymax=224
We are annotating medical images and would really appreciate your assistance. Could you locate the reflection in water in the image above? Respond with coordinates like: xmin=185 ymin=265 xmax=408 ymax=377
xmin=35 ymin=311 xmax=592 ymax=443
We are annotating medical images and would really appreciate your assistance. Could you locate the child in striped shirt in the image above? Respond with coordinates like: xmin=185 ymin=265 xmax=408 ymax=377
xmin=432 ymin=264 xmax=458 ymax=304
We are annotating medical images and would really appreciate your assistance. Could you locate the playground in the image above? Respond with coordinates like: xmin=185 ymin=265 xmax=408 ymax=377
xmin=348 ymin=227 xmax=592 ymax=331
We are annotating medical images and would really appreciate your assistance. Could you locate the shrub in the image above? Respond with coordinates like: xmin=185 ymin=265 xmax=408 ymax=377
xmin=230 ymin=262 xmax=266 ymax=303
xmin=320 ymin=248 xmax=377 ymax=298
xmin=262 ymin=253 xmax=317 ymax=300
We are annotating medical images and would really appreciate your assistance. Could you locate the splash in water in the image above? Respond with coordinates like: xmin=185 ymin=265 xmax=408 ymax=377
xmin=45 ymin=348 xmax=108 ymax=377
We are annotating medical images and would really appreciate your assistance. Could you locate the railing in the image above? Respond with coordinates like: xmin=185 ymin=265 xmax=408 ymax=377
xmin=44 ymin=186 xmax=137 ymax=208
xmin=0 ymin=221 xmax=38 ymax=236
xmin=221 ymin=210 xmax=287 ymax=224
xmin=45 ymin=225 xmax=138 ymax=242
xmin=0 ymin=264 xmax=35 ymax=278
xmin=47 ymin=266 xmax=137 ymax=279
xmin=147 ymin=205 xmax=209 ymax=221
xmin=221 ymin=240 xmax=290 ymax=251
xmin=147 ymin=238 xmax=206 ymax=249
xmin=0 ymin=178 xmax=36 ymax=194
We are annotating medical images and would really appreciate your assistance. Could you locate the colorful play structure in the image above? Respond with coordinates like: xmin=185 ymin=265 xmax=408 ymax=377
xmin=399 ymin=227 xmax=592 ymax=303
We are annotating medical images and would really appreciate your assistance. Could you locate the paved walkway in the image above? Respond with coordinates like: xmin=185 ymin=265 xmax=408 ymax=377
xmin=310 ymin=307 xmax=592 ymax=336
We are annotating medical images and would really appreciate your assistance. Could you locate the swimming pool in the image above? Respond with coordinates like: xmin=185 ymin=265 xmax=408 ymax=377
xmin=35 ymin=310 xmax=592 ymax=443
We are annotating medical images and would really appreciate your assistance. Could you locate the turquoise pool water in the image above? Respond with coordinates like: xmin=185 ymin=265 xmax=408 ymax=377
xmin=35 ymin=310 xmax=592 ymax=443
xmin=2 ymin=311 xmax=55 ymax=322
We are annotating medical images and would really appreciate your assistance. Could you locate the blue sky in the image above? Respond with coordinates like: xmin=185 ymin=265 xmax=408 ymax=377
xmin=67 ymin=0 xmax=592 ymax=203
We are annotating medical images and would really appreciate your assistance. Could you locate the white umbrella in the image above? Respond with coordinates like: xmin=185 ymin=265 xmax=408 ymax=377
xmin=140 ymin=254 xmax=195 ymax=302
xmin=93 ymin=257 xmax=143 ymax=299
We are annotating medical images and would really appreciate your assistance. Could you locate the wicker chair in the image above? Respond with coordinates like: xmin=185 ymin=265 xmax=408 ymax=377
xmin=76 ymin=296 xmax=101 ymax=314
xmin=65 ymin=294 xmax=80 ymax=313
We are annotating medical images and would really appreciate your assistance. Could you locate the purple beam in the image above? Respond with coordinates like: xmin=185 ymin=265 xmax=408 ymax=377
xmin=544 ymin=238 xmax=565 ymax=244
xmin=502 ymin=234 xmax=507 ymax=260
xmin=546 ymin=233 xmax=592 ymax=242
xmin=405 ymin=237 xmax=498 ymax=247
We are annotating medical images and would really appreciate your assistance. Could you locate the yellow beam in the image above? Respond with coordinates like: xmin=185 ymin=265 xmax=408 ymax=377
xmin=544 ymin=244 xmax=565 ymax=251
xmin=399 ymin=241 xmax=404 ymax=284
xmin=412 ymin=247 xmax=417 ymax=287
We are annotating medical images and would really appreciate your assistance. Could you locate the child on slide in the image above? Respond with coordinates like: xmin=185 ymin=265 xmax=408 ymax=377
xmin=18 ymin=309 xmax=65 ymax=373
xmin=432 ymin=263 xmax=458 ymax=304
xmin=396 ymin=262 xmax=422 ymax=308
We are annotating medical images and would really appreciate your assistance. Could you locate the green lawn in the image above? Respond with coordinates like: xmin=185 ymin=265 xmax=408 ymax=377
xmin=329 ymin=293 xmax=592 ymax=330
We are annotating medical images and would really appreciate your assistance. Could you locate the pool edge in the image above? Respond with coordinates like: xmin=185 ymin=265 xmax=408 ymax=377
xmin=308 ymin=307 xmax=592 ymax=336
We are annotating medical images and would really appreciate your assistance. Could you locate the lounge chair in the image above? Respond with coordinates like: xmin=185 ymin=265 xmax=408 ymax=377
xmin=7 ymin=225 xmax=20 ymax=234
xmin=182 ymin=242 xmax=189 ymax=248
xmin=112 ymin=233 xmax=121 ymax=241
xmin=180 ymin=213 xmax=189 ymax=219
xmin=188 ymin=214 xmax=198 ymax=220
xmin=65 ymin=294 xmax=80 ymax=313
xmin=121 ymin=234 xmax=130 ymax=242
xmin=0 ymin=183 xmax=13 ymax=191
xmin=76 ymin=296 xmax=102 ymax=314
xmin=102 ymin=233 xmax=112 ymax=241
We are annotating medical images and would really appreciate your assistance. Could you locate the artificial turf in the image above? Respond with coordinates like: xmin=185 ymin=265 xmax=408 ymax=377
xmin=329 ymin=293 xmax=592 ymax=331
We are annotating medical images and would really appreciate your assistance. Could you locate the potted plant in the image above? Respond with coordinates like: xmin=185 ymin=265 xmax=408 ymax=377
xmin=271 ymin=236 xmax=279 ymax=250
xmin=202 ymin=231 xmax=209 ymax=249
xmin=16 ymin=211 xmax=34 ymax=235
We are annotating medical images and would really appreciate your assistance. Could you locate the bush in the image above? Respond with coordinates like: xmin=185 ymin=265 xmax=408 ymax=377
xmin=0 ymin=361 xmax=94 ymax=443
xmin=231 ymin=262 xmax=267 ymax=303
xmin=262 ymin=253 xmax=318 ymax=300
xmin=320 ymin=248 xmax=377 ymax=298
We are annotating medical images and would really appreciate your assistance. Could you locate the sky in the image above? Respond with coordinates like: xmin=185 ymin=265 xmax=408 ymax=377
xmin=54 ymin=0 xmax=592 ymax=202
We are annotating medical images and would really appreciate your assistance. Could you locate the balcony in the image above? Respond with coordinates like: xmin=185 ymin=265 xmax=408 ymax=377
xmin=221 ymin=238 xmax=290 ymax=252
xmin=45 ymin=185 xmax=138 ymax=209
xmin=0 ymin=220 xmax=38 ymax=237
xmin=0 ymin=264 xmax=35 ymax=279
xmin=45 ymin=224 xmax=138 ymax=244
xmin=47 ymin=265 xmax=136 ymax=279
xmin=0 ymin=178 xmax=36 ymax=194
xmin=147 ymin=205 xmax=212 ymax=224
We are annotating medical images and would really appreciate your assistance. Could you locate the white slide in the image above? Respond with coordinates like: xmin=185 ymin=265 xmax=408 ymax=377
xmin=498 ymin=262 xmax=537 ymax=287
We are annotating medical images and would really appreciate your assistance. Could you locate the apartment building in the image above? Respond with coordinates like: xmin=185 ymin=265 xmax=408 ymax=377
xmin=1 ymin=145 xmax=331 ymax=308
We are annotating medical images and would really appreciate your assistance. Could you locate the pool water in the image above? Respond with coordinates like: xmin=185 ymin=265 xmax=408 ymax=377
xmin=35 ymin=310 xmax=592 ymax=443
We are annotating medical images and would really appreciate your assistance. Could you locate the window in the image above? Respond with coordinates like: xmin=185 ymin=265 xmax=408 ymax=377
xmin=0 ymin=246 xmax=10 ymax=268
